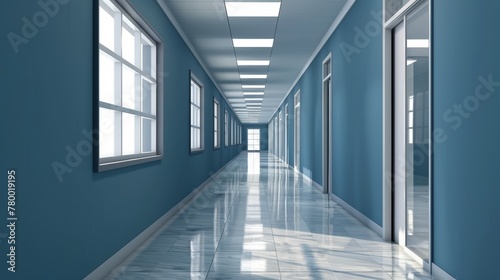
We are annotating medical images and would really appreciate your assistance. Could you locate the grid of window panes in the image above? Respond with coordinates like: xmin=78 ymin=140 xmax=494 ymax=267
xmin=214 ymin=99 xmax=220 ymax=148
xmin=248 ymin=129 xmax=260 ymax=151
xmin=190 ymin=79 xmax=202 ymax=151
xmin=99 ymin=0 xmax=157 ymax=160
xmin=225 ymin=111 xmax=228 ymax=147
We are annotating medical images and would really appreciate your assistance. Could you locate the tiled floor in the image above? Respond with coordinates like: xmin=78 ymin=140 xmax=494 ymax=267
xmin=104 ymin=152 xmax=431 ymax=280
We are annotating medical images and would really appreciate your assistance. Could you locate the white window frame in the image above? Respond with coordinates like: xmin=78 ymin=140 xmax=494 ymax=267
xmin=214 ymin=98 xmax=220 ymax=149
xmin=231 ymin=117 xmax=234 ymax=146
xmin=96 ymin=0 xmax=163 ymax=172
xmin=190 ymin=73 xmax=204 ymax=153
xmin=224 ymin=110 xmax=228 ymax=147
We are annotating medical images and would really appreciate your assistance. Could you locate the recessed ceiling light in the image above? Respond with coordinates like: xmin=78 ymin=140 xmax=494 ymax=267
xmin=407 ymin=39 xmax=429 ymax=48
xmin=246 ymin=103 xmax=262 ymax=106
xmin=233 ymin=39 xmax=274 ymax=48
xmin=242 ymin=85 xmax=265 ymax=89
xmin=237 ymin=60 xmax=270 ymax=66
xmin=245 ymin=98 xmax=263 ymax=101
xmin=226 ymin=2 xmax=281 ymax=17
xmin=228 ymin=98 xmax=246 ymax=103
xmin=240 ymin=74 xmax=267 ymax=79
xmin=243 ymin=92 xmax=265 ymax=95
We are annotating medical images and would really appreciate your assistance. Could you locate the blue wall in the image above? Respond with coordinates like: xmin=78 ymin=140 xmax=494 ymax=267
xmin=0 ymin=1 xmax=241 ymax=279
xmin=433 ymin=1 xmax=500 ymax=278
xmin=242 ymin=125 xmax=269 ymax=151
xmin=269 ymin=0 xmax=383 ymax=226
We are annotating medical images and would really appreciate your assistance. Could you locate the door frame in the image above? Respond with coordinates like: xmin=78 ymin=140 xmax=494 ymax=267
xmin=294 ymin=90 xmax=301 ymax=171
xmin=322 ymin=53 xmax=333 ymax=196
xmin=285 ymin=103 xmax=289 ymax=165
xmin=382 ymin=0 xmax=433 ymax=271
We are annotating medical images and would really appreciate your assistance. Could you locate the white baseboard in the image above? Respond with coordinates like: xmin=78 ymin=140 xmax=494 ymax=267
xmin=286 ymin=160 xmax=383 ymax=237
xmin=84 ymin=162 xmax=232 ymax=280
xmin=330 ymin=194 xmax=383 ymax=237
xmin=309 ymin=177 xmax=324 ymax=192
xmin=432 ymin=263 xmax=455 ymax=280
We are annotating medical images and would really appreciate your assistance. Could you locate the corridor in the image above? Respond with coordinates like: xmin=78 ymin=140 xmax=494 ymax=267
xmin=104 ymin=152 xmax=430 ymax=280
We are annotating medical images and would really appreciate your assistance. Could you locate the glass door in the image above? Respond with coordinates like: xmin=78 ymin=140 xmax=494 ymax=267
xmin=247 ymin=129 xmax=260 ymax=151
xmin=405 ymin=2 xmax=430 ymax=261
xmin=392 ymin=0 xmax=430 ymax=263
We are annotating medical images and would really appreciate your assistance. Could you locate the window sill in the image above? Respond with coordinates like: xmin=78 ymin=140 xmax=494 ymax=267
xmin=190 ymin=149 xmax=204 ymax=155
xmin=98 ymin=155 xmax=163 ymax=172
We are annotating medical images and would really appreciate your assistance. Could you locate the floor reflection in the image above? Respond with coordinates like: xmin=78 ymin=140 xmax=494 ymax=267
xmin=104 ymin=152 xmax=431 ymax=280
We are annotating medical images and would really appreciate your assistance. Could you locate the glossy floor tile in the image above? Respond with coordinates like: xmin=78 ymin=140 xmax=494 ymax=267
xmin=104 ymin=152 xmax=431 ymax=280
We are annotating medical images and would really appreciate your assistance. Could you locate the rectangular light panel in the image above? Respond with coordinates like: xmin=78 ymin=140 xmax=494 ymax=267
xmin=242 ymin=85 xmax=265 ymax=89
xmin=240 ymin=75 xmax=267 ymax=79
xmin=233 ymin=39 xmax=274 ymax=48
xmin=226 ymin=2 xmax=281 ymax=17
xmin=237 ymin=60 xmax=270 ymax=66
xmin=245 ymin=98 xmax=263 ymax=101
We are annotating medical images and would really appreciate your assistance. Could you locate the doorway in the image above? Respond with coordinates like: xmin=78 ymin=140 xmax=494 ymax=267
xmin=279 ymin=110 xmax=284 ymax=161
xmin=294 ymin=90 xmax=301 ymax=171
xmin=247 ymin=129 xmax=260 ymax=151
xmin=390 ymin=0 xmax=430 ymax=264
xmin=322 ymin=53 xmax=332 ymax=197
xmin=284 ymin=104 xmax=289 ymax=165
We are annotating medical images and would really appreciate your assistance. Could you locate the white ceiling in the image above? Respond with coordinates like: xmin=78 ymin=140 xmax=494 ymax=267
xmin=158 ymin=0 xmax=351 ymax=124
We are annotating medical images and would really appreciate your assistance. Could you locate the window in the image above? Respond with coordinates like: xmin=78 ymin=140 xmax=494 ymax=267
xmin=248 ymin=129 xmax=260 ymax=151
xmin=214 ymin=99 xmax=220 ymax=149
xmin=190 ymin=75 xmax=203 ymax=152
xmin=97 ymin=0 xmax=162 ymax=171
xmin=236 ymin=122 xmax=239 ymax=144
xmin=231 ymin=117 xmax=234 ymax=146
xmin=224 ymin=110 xmax=228 ymax=147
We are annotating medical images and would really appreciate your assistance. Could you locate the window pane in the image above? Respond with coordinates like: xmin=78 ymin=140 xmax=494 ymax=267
xmin=142 ymin=79 xmax=154 ymax=114
xmin=142 ymin=78 xmax=156 ymax=115
xmin=122 ymin=65 xmax=140 ymax=110
xmin=142 ymin=118 xmax=156 ymax=153
xmin=99 ymin=3 xmax=117 ymax=52
xmin=99 ymin=51 xmax=118 ymax=105
xmin=191 ymin=105 xmax=195 ymax=126
xmin=141 ymin=34 xmax=156 ymax=77
xmin=196 ymin=107 xmax=200 ymax=127
xmin=122 ymin=16 xmax=137 ymax=65
xmin=122 ymin=112 xmax=139 ymax=155
xmin=195 ymin=89 xmax=200 ymax=106
xmin=99 ymin=108 xmax=121 ymax=158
